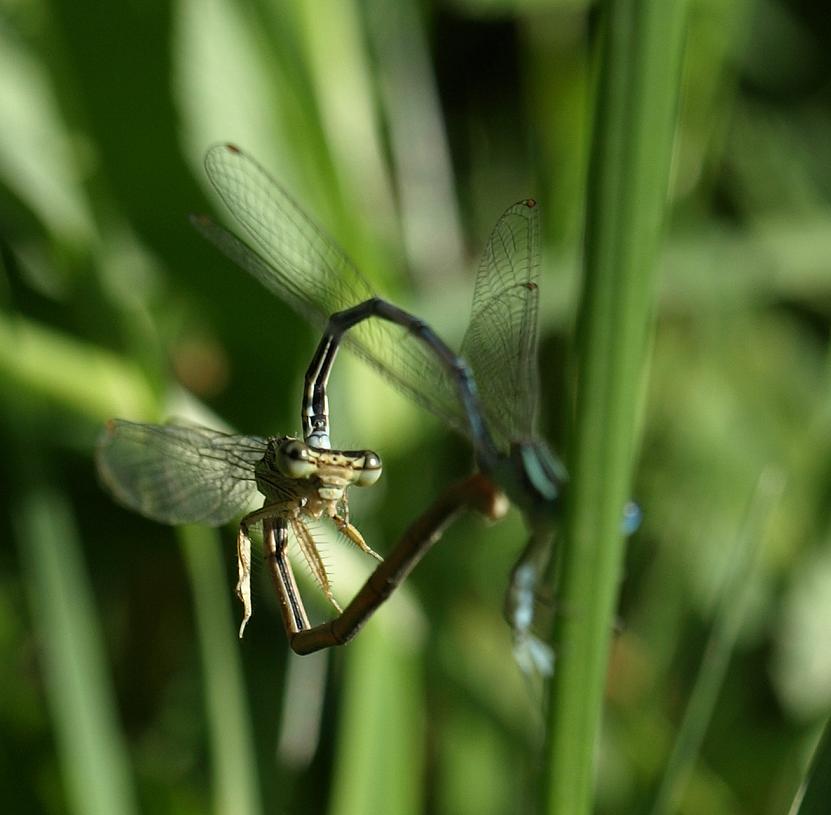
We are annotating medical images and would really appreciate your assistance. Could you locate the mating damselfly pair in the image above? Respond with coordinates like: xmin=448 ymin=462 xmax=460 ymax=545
xmin=97 ymin=144 xmax=572 ymax=665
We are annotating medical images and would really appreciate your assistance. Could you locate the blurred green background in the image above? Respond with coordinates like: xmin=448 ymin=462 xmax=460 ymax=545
xmin=1 ymin=0 xmax=830 ymax=813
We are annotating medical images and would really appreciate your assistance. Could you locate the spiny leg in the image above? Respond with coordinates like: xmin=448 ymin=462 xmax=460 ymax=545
xmin=337 ymin=495 xmax=350 ymax=524
xmin=263 ymin=516 xmax=310 ymax=636
xmin=236 ymin=519 xmax=253 ymax=637
xmin=333 ymin=514 xmax=382 ymax=562
xmin=235 ymin=501 xmax=298 ymax=637
xmin=290 ymin=515 xmax=342 ymax=614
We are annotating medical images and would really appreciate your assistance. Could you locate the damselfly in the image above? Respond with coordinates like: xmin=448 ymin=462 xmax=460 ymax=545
xmin=97 ymin=420 xmax=504 ymax=653
xmin=193 ymin=144 xmax=572 ymax=670
xmin=96 ymin=422 xmax=386 ymax=636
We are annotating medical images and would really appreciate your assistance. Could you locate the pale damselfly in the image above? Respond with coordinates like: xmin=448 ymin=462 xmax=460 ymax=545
xmin=96 ymin=422 xmax=388 ymax=639
xmin=97 ymin=422 xmax=503 ymax=653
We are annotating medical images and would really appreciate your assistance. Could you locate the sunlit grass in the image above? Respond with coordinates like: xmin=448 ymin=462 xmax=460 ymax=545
xmin=15 ymin=481 xmax=138 ymax=815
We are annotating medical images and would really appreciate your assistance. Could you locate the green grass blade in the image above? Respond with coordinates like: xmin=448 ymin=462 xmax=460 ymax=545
xmin=649 ymin=470 xmax=785 ymax=814
xmin=179 ymin=526 xmax=263 ymax=815
xmin=15 ymin=484 xmax=138 ymax=815
xmin=789 ymin=719 xmax=831 ymax=815
xmin=544 ymin=3 xmax=688 ymax=813
xmin=328 ymin=623 xmax=425 ymax=815
xmin=0 ymin=312 xmax=157 ymax=422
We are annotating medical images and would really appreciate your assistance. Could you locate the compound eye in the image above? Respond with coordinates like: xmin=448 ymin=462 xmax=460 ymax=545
xmin=275 ymin=440 xmax=317 ymax=479
xmin=355 ymin=451 xmax=382 ymax=487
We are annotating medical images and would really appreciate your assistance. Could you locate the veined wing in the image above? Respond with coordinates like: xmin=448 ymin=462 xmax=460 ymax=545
xmin=195 ymin=144 xmax=468 ymax=437
xmin=460 ymin=200 xmax=541 ymax=453
xmin=96 ymin=420 xmax=267 ymax=526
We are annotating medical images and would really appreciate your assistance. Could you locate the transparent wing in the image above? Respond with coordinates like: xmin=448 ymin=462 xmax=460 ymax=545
xmin=96 ymin=420 xmax=267 ymax=526
xmin=195 ymin=144 xmax=468 ymax=436
xmin=460 ymin=200 xmax=541 ymax=452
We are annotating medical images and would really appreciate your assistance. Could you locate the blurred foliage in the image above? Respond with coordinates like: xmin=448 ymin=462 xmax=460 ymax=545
xmin=1 ymin=0 xmax=830 ymax=813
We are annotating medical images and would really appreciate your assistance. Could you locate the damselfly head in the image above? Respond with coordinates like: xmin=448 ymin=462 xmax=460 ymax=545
xmin=311 ymin=449 xmax=381 ymax=519
xmin=266 ymin=438 xmax=382 ymax=488
xmin=258 ymin=438 xmax=383 ymax=518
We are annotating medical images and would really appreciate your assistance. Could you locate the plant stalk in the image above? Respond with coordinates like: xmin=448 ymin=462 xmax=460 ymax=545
xmin=544 ymin=3 xmax=688 ymax=813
